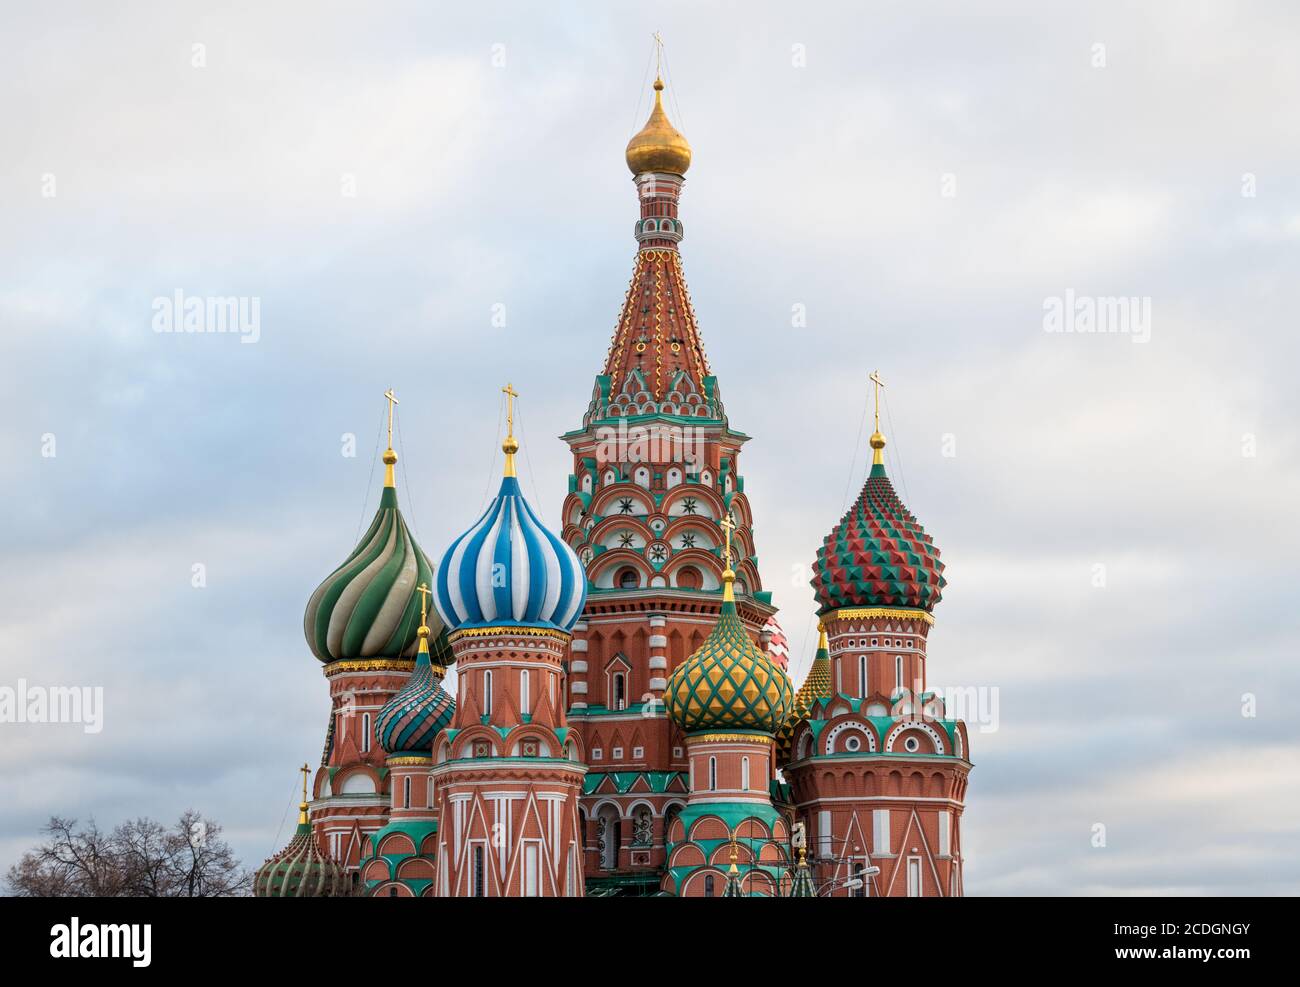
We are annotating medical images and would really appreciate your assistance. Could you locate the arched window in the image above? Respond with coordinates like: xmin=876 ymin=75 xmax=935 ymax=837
xmin=708 ymin=756 xmax=718 ymax=792
xmin=618 ymin=568 xmax=639 ymax=589
xmin=520 ymin=669 xmax=530 ymax=716
xmin=426 ymin=773 xmax=434 ymax=809
xmin=676 ymin=567 xmax=700 ymax=590
xmin=741 ymin=756 xmax=750 ymax=791
xmin=402 ymin=776 xmax=411 ymax=809
xmin=613 ymin=672 xmax=626 ymax=711
xmin=484 ymin=670 xmax=493 ymax=717
xmin=704 ymin=874 xmax=716 ymax=896
xmin=361 ymin=713 xmax=371 ymax=752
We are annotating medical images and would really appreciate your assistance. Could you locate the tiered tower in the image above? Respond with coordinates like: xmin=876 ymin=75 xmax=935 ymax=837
xmin=781 ymin=375 xmax=972 ymax=896
xmin=359 ymin=583 xmax=456 ymax=896
xmin=660 ymin=517 xmax=795 ymax=896
xmin=301 ymin=391 xmax=452 ymax=878
xmin=430 ymin=388 xmax=589 ymax=896
xmin=558 ymin=75 xmax=776 ymax=892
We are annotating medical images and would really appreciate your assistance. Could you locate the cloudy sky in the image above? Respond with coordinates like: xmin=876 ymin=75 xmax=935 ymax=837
xmin=2 ymin=0 xmax=1298 ymax=895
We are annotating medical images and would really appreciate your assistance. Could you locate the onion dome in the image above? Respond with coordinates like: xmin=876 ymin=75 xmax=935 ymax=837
xmin=434 ymin=387 xmax=587 ymax=634
xmin=664 ymin=531 xmax=793 ymax=734
xmin=776 ymin=623 xmax=834 ymax=760
xmin=810 ymin=412 xmax=945 ymax=615
xmin=375 ymin=590 xmax=455 ymax=755
xmin=254 ymin=767 xmax=346 ymax=898
xmin=626 ymin=78 xmax=692 ymax=176
xmin=304 ymin=427 xmax=451 ymax=664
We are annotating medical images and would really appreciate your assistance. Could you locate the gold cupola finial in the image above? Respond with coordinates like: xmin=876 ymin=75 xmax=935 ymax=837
xmin=382 ymin=388 xmax=400 ymax=487
xmin=501 ymin=383 xmax=519 ymax=478
xmin=868 ymin=370 xmax=886 ymax=466
xmin=415 ymin=581 xmax=432 ymax=655
xmin=298 ymin=763 xmax=310 ymax=826
xmin=719 ymin=512 xmax=737 ymax=603
xmin=817 ymin=620 xmax=828 ymax=652
xmin=625 ymin=36 xmax=692 ymax=176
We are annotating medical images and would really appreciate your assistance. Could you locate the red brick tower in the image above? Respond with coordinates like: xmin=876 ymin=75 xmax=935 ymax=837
xmin=301 ymin=391 xmax=452 ymax=883
xmin=558 ymin=76 xmax=777 ymax=893
xmin=782 ymin=375 xmax=972 ymax=896
xmin=430 ymin=388 xmax=590 ymax=897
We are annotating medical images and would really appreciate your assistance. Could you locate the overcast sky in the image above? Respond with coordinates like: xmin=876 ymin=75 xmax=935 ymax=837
xmin=2 ymin=0 xmax=1298 ymax=895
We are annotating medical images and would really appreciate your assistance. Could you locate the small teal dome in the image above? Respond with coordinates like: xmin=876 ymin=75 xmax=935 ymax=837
xmin=433 ymin=475 xmax=587 ymax=633
xmin=375 ymin=651 xmax=455 ymax=755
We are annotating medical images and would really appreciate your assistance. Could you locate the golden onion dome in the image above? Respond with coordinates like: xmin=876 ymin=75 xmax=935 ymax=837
xmin=625 ymin=78 xmax=692 ymax=176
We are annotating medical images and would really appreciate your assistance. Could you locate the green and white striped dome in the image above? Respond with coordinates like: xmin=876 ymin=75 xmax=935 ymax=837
xmin=304 ymin=485 xmax=450 ymax=663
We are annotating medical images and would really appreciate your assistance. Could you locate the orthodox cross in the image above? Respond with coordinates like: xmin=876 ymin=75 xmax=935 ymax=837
xmin=653 ymin=31 xmax=664 ymax=78
xmin=719 ymin=512 xmax=736 ymax=569
xmin=384 ymin=388 xmax=399 ymax=448
xmin=502 ymin=383 xmax=518 ymax=441
xmin=299 ymin=763 xmax=309 ymax=801
xmin=868 ymin=370 xmax=885 ymax=433
xmin=415 ymin=581 xmax=432 ymax=626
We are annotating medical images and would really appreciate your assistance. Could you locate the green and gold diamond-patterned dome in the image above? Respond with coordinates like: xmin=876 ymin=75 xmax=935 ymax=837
xmin=810 ymin=407 xmax=945 ymax=616
xmin=776 ymin=623 xmax=833 ymax=761
xmin=303 ymin=409 xmax=452 ymax=665
xmin=254 ymin=767 xmax=347 ymax=898
xmin=665 ymin=540 xmax=793 ymax=734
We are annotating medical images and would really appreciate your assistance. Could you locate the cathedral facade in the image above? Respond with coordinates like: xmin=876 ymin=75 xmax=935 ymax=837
xmin=255 ymin=74 xmax=971 ymax=898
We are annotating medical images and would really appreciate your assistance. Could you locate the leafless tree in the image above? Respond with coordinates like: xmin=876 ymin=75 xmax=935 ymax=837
xmin=5 ymin=812 xmax=251 ymax=897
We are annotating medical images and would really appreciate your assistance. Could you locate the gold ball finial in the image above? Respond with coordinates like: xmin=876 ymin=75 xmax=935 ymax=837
xmin=869 ymin=431 xmax=886 ymax=451
xmin=626 ymin=77 xmax=692 ymax=176
xmin=382 ymin=448 xmax=397 ymax=465
xmin=502 ymin=435 xmax=519 ymax=456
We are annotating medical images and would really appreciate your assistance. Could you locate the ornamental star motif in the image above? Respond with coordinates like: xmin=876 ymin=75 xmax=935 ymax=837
xmin=680 ymin=533 xmax=696 ymax=549
xmin=618 ymin=497 xmax=635 ymax=514
xmin=681 ymin=497 xmax=697 ymax=515
xmin=618 ymin=531 xmax=635 ymax=548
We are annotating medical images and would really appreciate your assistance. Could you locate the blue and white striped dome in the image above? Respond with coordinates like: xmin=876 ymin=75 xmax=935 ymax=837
xmin=433 ymin=476 xmax=587 ymax=633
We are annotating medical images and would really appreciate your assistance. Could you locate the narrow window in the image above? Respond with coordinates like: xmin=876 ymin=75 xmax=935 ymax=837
xmin=520 ymin=669 xmax=530 ymax=716
xmin=818 ymin=810 xmax=832 ymax=859
xmin=907 ymin=857 xmax=922 ymax=897
xmin=704 ymin=874 xmax=715 ymax=896
xmin=473 ymin=846 xmax=486 ymax=897
xmin=613 ymin=672 xmax=626 ymax=711
xmin=426 ymin=773 xmax=434 ymax=809
xmin=483 ymin=670 xmax=493 ymax=717
xmin=895 ymin=655 xmax=903 ymax=690
xmin=402 ymin=776 xmax=411 ymax=809
xmin=858 ymin=655 xmax=867 ymax=698
xmin=741 ymin=756 xmax=750 ymax=791
xmin=708 ymin=756 xmax=717 ymax=792
xmin=873 ymin=809 xmax=891 ymax=854
xmin=938 ymin=810 xmax=951 ymax=858
xmin=361 ymin=713 xmax=371 ymax=752
xmin=853 ymin=863 xmax=866 ymax=898
xmin=524 ymin=844 xmax=539 ymax=896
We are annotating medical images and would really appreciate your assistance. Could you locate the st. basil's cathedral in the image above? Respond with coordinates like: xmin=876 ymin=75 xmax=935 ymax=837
xmin=255 ymin=71 xmax=972 ymax=898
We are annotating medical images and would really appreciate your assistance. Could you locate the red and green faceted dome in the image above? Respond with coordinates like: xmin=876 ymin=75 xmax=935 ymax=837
xmin=811 ymin=463 xmax=945 ymax=614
